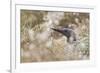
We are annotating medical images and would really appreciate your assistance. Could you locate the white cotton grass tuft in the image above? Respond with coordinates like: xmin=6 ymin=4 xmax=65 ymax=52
xmin=45 ymin=39 xmax=53 ymax=48
xmin=28 ymin=28 xmax=35 ymax=41
xmin=36 ymin=31 xmax=50 ymax=43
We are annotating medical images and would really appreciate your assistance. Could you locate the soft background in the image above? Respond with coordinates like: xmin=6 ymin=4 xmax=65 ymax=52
xmin=21 ymin=10 xmax=89 ymax=63
xmin=0 ymin=0 xmax=100 ymax=73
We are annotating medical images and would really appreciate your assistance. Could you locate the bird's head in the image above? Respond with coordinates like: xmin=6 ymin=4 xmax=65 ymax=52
xmin=51 ymin=27 xmax=76 ymax=43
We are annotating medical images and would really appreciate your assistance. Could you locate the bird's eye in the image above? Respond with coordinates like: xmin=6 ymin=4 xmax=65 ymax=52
xmin=64 ymin=30 xmax=68 ymax=33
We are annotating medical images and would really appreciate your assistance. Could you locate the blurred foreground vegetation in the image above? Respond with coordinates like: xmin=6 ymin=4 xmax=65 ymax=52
xmin=20 ymin=10 xmax=89 ymax=63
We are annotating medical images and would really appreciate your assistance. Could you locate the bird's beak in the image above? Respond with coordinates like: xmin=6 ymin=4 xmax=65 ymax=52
xmin=51 ymin=28 xmax=63 ymax=33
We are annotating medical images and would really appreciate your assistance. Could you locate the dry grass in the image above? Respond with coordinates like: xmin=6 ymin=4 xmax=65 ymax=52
xmin=20 ymin=10 xmax=89 ymax=63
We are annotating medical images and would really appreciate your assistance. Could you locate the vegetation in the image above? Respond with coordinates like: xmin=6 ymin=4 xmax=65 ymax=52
xmin=20 ymin=10 xmax=89 ymax=63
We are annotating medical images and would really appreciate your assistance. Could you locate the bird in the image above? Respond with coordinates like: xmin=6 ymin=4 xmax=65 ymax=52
xmin=51 ymin=27 xmax=76 ymax=43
